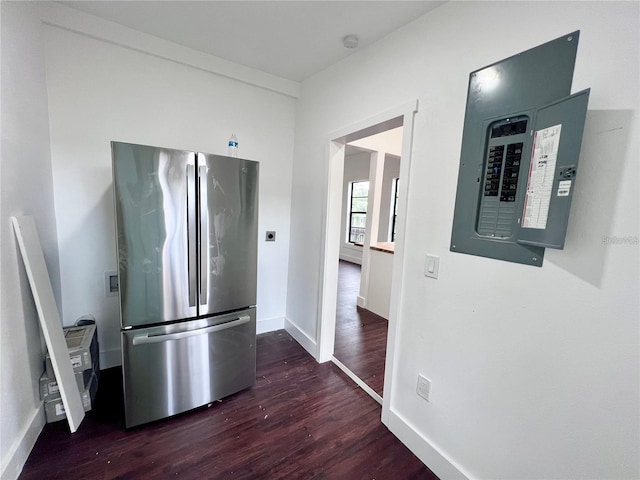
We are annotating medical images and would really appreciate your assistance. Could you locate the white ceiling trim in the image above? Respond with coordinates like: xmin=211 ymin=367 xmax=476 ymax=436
xmin=38 ymin=2 xmax=301 ymax=98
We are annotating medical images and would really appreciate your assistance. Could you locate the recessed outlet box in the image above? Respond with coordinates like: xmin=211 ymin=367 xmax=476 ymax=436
xmin=417 ymin=374 xmax=431 ymax=402
xmin=266 ymin=231 xmax=276 ymax=242
xmin=104 ymin=271 xmax=118 ymax=297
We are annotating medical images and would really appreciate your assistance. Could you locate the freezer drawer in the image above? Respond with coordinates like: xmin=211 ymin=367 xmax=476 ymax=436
xmin=122 ymin=308 xmax=256 ymax=428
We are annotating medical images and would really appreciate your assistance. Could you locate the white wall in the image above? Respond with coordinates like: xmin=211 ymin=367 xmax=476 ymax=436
xmin=346 ymin=127 xmax=403 ymax=242
xmin=0 ymin=3 xmax=60 ymax=478
xmin=366 ymin=248 xmax=393 ymax=319
xmin=42 ymin=15 xmax=296 ymax=367
xmin=339 ymin=150 xmax=370 ymax=264
xmin=287 ymin=2 xmax=639 ymax=479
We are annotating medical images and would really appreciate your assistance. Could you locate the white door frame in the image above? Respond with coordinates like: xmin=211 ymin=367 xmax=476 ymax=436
xmin=315 ymin=100 xmax=418 ymax=424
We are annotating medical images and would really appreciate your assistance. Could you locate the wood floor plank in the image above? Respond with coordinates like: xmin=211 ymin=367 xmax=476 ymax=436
xmin=333 ymin=260 xmax=388 ymax=396
xmin=19 ymin=330 xmax=437 ymax=479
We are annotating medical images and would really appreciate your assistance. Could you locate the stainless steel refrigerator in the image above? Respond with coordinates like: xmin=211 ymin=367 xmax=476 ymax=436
xmin=111 ymin=141 xmax=258 ymax=428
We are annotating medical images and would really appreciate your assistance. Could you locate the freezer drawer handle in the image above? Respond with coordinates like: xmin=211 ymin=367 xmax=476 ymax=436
xmin=132 ymin=315 xmax=251 ymax=345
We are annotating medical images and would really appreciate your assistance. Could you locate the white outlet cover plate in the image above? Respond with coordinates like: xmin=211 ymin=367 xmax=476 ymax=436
xmin=417 ymin=374 xmax=431 ymax=402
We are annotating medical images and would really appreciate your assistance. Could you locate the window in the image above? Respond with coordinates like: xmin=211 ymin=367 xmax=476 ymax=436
xmin=390 ymin=178 xmax=399 ymax=242
xmin=348 ymin=181 xmax=369 ymax=245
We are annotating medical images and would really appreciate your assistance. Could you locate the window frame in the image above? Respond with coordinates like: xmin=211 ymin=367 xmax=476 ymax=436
xmin=390 ymin=177 xmax=399 ymax=242
xmin=347 ymin=180 xmax=369 ymax=246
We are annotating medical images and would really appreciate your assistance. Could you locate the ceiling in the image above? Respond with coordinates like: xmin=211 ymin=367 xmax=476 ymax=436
xmin=348 ymin=126 xmax=403 ymax=157
xmin=59 ymin=1 xmax=446 ymax=82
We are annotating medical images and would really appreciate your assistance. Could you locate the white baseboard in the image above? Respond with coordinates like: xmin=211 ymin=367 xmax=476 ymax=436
xmin=99 ymin=348 xmax=121 ymax=369
xmin=357 ymin=296 xmax=366 ymax=308
xmin=339 ymin=253 xmax=362 ymax=265
xmin=257 ymin=316 xmax=284 ymax=334
xmin=0 ymin=403 xmax=45 ymax=480
xmin=386 ymin=408 xmax=471 ymax=480
xmin=284 ymin=318 xmax=317 ymax=358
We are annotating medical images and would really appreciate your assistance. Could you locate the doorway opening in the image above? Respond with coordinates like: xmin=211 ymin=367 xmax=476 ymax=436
xmin=333 ymin=127 xmax=403 ymax=402
xmin=316 ymin=101 xmax=418 ymax=416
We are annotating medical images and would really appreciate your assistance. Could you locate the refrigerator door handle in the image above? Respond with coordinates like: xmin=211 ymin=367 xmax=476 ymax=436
xmin=187 ymin=163 xmax=197 ymax=307
xmin=132 ymin=315 xmax=251 ymax=346
xmin=198 ymin=162 xmax=209 ymax=306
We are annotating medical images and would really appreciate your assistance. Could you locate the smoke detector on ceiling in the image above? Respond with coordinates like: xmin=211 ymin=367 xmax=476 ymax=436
xmin=343 ymin=34 xmax=359 ymax=49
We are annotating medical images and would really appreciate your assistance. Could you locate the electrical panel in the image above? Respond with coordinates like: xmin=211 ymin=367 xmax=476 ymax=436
xmin=477 ymin=117 xmax=528 ymax=238
xmin=450 ymin=31 xmax=590 ymax=266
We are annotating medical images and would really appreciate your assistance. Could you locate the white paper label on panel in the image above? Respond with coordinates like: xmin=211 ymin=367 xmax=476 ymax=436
xmin=55 ymin=403 xmax=66 ymax=416
xmin=557 ymin=180 xmax=572 ymax=197
xmin=48 ymin=382 xmax=59 ymax=394
xmin=522 ymin=124 xmax=562 ymax=229
xmin=70 ymin=354 xmax=82 ymax=368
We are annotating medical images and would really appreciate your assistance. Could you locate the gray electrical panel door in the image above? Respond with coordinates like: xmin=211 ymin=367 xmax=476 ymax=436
xmin=450 ymin=31 xmax=589 ymax=267
xmin=517 ymin=89 xmax=590 ymax=248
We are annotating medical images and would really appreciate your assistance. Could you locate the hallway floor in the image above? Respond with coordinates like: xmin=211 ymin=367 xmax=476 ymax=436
xmin=333 ymin=260 xmax=388 ymax=397
xmin=20 ymin=331 xmax=436 ymax=479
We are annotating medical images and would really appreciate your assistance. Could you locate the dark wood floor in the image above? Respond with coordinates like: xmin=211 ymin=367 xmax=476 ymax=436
xmin=333 ymin=260 xmax=388 ymax=397
xmin=20 ymin=330 xmax=437 ymax=480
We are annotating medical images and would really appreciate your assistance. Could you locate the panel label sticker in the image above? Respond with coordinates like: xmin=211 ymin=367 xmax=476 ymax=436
xmin=70 ymin=354 xmax=82 ymax=368
xmin=48 ymin=381 xmax=59 ymax=394
xmin=522 ymin=124 xmax=562 ymax=229
xmin=557 ymin=180 xmax=572 ymax=197
xmin=55 ymin=403 xmax=66 ymax=416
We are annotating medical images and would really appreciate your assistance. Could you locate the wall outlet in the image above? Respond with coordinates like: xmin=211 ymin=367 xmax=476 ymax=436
xmin=417 ymin=374 xmax=431 ymax=402
xmin=104 ymin=271 xmax=118 ymax=297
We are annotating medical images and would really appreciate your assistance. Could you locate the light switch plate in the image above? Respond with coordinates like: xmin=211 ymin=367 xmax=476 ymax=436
xmin=424 ymin=254 xmax=440 ymax=279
